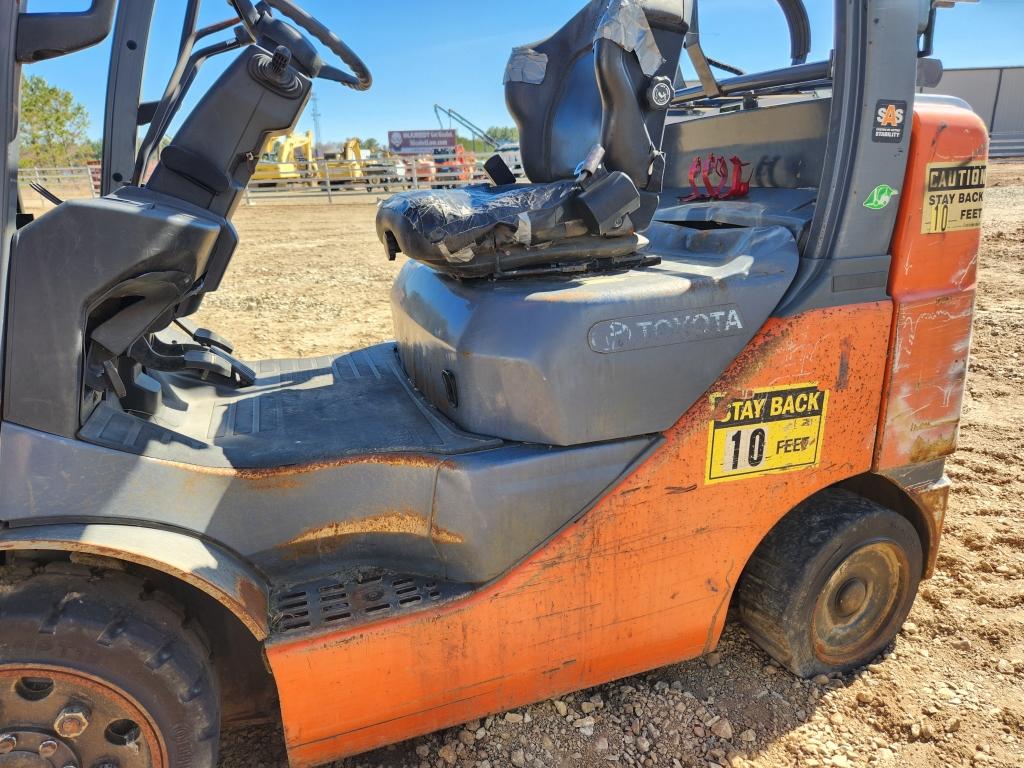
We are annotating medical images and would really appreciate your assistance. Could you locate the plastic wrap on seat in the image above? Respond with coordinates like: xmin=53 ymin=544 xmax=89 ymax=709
xmin=504 ymin=46 xmax=549 ymax=84
xmin=376 ymin=181 xmax=577 ymax=265
xmin=596 ymin=0 xmax=665 ymax=76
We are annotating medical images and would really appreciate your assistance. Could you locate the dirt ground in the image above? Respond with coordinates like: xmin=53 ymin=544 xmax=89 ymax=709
xmin=210 ymin=161 xmax=1024 ymax=768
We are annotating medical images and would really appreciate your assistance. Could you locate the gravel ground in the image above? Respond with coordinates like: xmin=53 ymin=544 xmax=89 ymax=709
xmin=209 ymin=161 xmax=1024 ymax=768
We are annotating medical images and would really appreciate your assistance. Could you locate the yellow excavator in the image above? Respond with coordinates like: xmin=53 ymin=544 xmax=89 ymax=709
xmin=251 ymin=129 xmax=317 ymax=186
xmin=322 ymin=138 xmax=365 ymax=185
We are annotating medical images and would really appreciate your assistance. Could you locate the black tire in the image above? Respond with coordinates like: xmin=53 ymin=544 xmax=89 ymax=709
xmin=0 ymin=564 xmax=219 ymax=767
xmin=736 ymin=488 xmax=923 ymax=677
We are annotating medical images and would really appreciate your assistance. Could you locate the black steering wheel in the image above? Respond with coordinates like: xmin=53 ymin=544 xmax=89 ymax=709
xmin=229 ymin=0 xmax=373 ymax=91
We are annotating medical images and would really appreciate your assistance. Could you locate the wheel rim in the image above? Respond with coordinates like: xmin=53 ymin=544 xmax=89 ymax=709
xmin=0 ymin=666 xmax=166 ymax=768
xmin=810 ymin=541 xmax=910 ymax=665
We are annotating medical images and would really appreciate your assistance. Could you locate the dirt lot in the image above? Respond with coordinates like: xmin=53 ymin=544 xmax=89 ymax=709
xmin=211 ymin=161 xmax=1024 ymax=768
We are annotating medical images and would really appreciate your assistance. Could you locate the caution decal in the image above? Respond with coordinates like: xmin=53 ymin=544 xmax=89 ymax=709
xmin=705 ymin=383 xmax=828 ymax=484
xmin=922 ymin=161 xmax=986 ymax=234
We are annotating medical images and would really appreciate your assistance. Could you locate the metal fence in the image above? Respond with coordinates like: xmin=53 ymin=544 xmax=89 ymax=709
xmin=17 ymin=152 xmax=525 ymax=206
xmin=924 ymin=66 xmax=1024 ymax=158
xmin=242 ymin=151 xmax=524 ymax=204
xmin=17 ymin=166 xmax=98 ymax=208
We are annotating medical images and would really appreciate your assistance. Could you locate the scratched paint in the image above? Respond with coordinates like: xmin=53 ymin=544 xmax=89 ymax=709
xmin=875 ymin=102 xmax=987 ymax=470
xmin=267 ymin=303 xmax=893 ymax=766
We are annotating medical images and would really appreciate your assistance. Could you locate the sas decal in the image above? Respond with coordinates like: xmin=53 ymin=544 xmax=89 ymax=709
xmin=872 ymin=99 xmax=907 ymax=143
xmin=705 ymin=383 xmax=828 ymax=484
xmin=922 ymin=161 xmax=986 ymax=234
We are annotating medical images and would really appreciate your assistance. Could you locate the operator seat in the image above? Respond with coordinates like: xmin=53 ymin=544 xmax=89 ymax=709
xmin=376 ymin=0 xmax=688 ymax=277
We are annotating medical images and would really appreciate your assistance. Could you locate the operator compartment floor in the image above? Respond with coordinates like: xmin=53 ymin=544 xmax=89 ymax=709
xmin=80 ymin=343 xmax=501 ymax=468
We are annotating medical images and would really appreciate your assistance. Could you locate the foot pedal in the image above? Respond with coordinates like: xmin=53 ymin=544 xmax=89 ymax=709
xmin=209 ymin=347 xmax=257 ymax=387
xmin=182 ymin=348 xmax=257 ymax=387
xmin=131 ymin=335 xmax=256 ymax=387
xmin=175 ymin=318 xmax=235 ymax=354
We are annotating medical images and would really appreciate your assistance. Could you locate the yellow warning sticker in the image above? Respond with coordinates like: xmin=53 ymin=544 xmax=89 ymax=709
xmin=705 ymin=383 xmax=829 ymax=484
xmin=921 ymin=161 xmax=986 ymax=234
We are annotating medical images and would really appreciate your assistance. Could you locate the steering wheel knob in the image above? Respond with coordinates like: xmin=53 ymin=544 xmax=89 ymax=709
xmin=270 ymin=45 xmax=291 ymax=74
xmin=249 ymin=46 xmax=303 ymax=96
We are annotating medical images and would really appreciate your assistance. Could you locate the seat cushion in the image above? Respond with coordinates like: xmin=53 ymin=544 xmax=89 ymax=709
xmin=377 ymin=181 xmax=576 ymax=269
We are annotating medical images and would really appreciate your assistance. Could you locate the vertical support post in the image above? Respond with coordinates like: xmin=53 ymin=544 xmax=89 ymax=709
xmin=321 ymin=159 xmax=333 ymax=204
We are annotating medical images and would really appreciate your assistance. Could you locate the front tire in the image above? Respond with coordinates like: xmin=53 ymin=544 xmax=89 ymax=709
xmin=0 ymin=565 xmax=220 ymax=767
xmin=736 ymin=489 xmax=923 ymax=677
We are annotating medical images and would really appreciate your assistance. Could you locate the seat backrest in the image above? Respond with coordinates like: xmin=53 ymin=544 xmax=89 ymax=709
xmin=505 ymin=0 xmax=688 ymax=191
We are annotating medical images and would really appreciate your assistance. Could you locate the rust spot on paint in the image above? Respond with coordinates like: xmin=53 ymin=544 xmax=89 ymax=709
xmin=836 ymin=339 xmax=852 ymax=391
xmin=236 ymin=576 xmax=269 ymax=621
xmin=150 ymin=453 xmax=443 ymax=480
xmin=430 ymin=523 xmax=465 ymax=545
xmin=288 ymin=510 xmax=431 ymax=545
xmin=901 ymin=476 xmax=950 ymax=579
xmin=281 ymin=510 xmax=466 ymax=556
xmin=907 ymin=433 xmax=958 ymax=465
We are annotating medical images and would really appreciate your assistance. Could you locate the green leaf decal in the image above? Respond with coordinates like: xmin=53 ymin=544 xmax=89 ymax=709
xmin=863 ymin=184 xmax=898 ymax=211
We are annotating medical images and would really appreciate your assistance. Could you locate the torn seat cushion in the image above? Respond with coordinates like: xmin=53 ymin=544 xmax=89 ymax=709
xmin=376 ymin=181 xmax=577 ymax=269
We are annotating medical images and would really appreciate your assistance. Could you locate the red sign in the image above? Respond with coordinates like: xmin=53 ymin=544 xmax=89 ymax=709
xmin=388 ymin=129 xmax=457 ymax=154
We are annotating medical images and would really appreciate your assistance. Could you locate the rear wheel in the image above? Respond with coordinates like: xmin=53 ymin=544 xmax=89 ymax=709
xmin=736 ymin=489 xmax=922 ymax=677
xmin=0 ymin=565 xmax=219 ymax=768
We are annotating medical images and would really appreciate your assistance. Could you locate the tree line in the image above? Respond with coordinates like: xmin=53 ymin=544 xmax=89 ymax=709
xmin=18 ymin=73 xmax=521 ymax=168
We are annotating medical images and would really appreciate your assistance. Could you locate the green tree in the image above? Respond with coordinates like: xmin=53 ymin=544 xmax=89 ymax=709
xmin=19 ymin=74 xmax=92 ymax=167
xmin=363 ymin=137 xmax=381 ymax=153
xmin=487 ymin=126 xmax=519 ymax=143
xmin=456 ymin=135 xmax=490 ymax=153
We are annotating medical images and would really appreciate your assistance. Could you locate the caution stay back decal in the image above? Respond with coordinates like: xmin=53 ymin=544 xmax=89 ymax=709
xmin=705 ymin=383 xmax=829 ymax=484
xmin=922 ymin=161 xmax=986 ymax=234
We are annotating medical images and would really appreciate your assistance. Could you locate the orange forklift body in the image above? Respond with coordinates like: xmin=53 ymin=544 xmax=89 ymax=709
xmin=266 ymin=102 xmax=986 ymax=768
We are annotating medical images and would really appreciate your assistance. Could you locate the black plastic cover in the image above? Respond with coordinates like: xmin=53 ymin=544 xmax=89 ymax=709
xmin=376 ymin=181 xmax=577 ymax=267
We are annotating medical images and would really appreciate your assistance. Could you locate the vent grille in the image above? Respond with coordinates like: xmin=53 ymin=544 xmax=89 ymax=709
xmin=273 ymin=571 xmax=465 ymax=635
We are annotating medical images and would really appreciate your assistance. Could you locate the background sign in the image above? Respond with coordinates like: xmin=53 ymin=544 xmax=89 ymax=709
xmin=388 ymin=129 xmax=457 ymax=154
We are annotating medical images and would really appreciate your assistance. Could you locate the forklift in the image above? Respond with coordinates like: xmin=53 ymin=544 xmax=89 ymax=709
xmin=0 ymin=0 xmax=986 ymax=766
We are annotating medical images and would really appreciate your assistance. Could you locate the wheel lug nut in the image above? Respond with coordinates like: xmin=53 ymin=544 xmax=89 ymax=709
xmin=0 ymin=734 xmax=16 ymax=753
xmin=39 ymin=739 xmax=59 ymax=757
xmin=54 ymin=703 xmax=92 ymax=737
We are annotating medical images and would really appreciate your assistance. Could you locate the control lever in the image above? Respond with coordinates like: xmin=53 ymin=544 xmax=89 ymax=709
xmin=29 ymin=182 xmax=63 ymax=206
xmin=575 ymin=145 xmax=607 ymax=185
xmin=101 ymin=359 xmax=127 ymax=398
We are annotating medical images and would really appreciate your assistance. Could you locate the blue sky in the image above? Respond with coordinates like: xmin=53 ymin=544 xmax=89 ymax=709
xmin=24 ymin=0 xmax=1024 ymax=144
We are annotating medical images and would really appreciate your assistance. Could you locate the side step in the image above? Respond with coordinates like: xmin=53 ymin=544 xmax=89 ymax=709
xmin=272 ymin=570 xmax=474 ymax=637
